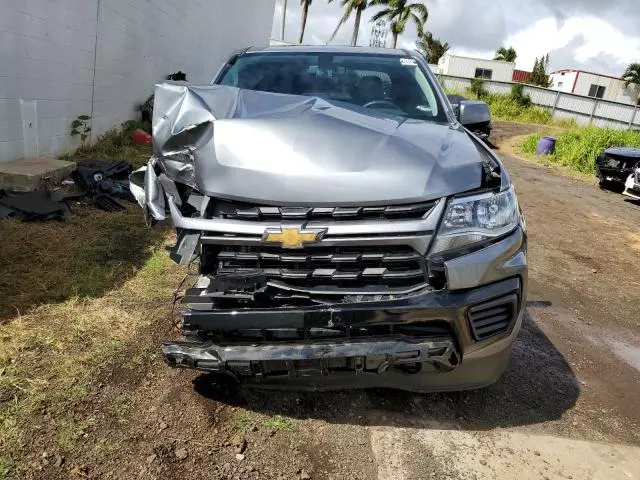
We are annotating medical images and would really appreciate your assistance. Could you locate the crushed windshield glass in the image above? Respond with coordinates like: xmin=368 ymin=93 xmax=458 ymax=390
xmin=217 ymin=52 xmax=446 ymax=122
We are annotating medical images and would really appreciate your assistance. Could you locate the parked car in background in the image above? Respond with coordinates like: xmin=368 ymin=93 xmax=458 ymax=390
xmin=623 ymin=167 xmax=640 ymax=200
xmin=596 ymin=147 xmax=640 ymax=191
xmin=132 ymin=46 xmax=526 ymax=392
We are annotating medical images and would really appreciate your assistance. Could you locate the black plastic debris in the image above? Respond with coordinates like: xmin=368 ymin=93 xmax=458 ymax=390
xmin=0 ymin=190 xmax=68 ymax=221
xmin=71 ymin=159 xmax=134 ymax=212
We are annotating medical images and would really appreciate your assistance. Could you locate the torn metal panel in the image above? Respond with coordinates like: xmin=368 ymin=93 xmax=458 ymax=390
xmin=168 ymin=231 xmax=201 ymax=265
xmin=162 ymin=338 xmax=460 ymax=374
xmin=150 ymin=83 xmax=484 ymax=204
xmin=129 ymin=159 xmax=167 ymax=222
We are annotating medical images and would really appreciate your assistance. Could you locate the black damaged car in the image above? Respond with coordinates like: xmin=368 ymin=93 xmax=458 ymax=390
xmin=596 ymin=147 xmax=640 ymax=191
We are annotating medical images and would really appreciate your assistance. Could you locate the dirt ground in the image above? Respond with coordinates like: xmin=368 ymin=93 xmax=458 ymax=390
xmin=3 ymin=120 xmax=640 ymax=480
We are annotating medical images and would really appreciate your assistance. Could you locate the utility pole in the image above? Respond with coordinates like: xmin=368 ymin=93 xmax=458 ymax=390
xmin=281 ymin=0 xmax=287 ymax=41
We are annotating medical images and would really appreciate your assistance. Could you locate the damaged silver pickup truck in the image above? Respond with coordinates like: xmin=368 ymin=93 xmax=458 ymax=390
xmin=130 ymin=46 xmax=527 ymax=392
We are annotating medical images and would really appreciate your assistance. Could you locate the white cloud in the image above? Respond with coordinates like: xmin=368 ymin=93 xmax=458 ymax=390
xmin=504 ymin=16 xmax=640 ymax=74
xmin=270 ymin=0 xmax=640 ymax=75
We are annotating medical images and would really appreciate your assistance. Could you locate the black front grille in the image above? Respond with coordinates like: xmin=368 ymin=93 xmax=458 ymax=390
xmin=211 ymin=199 xmax=437 ymax=221
xmin=467 ymin=294 xmax=518 ymax=341
xmin=198 ymin=321 xmax=452 ymax=344
xmin=213 ymin=245 xmax=428 ymax=291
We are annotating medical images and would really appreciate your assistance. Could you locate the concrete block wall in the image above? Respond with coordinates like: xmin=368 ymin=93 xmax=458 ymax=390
xmin=0 ymin=0 xmax=276 ymax=163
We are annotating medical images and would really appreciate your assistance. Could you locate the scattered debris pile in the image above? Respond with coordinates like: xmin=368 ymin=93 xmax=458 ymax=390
xmin=0 ymin=159 xmax=136 ymax=220
xmin=0 ymin=190 xmax=70 ymax=221
xmin=72 ymin=159 xmax=134 ymax=212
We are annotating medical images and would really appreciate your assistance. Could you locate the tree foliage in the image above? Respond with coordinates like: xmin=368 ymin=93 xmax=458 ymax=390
xmin=530 ymin=55 xmax=552 ymax=88
xmin=328 ymin=0 xmax=369 ymax=46
xmin=494 ymin=46 xmax=517 ymax=62
xmin=415 ymin=30 xmax=450 ymax=64
xmin=370 ymin=0 xmax=428 ymax=48
xmin=298 ymin=0 xmax=313 ymax=44
xmin=622 ymin=63 xmax=640 ymax=104
xmin=510 ymin=83 xmax=532 ymax=108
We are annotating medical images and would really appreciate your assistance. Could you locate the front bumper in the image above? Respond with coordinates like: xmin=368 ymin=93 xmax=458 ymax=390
xmin=163 ymin=227 xmax=527 ymax=392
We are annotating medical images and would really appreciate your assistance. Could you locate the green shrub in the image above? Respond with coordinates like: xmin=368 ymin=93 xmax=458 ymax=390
xmin=510 ymin=84 xmax=532 ymax=108
xmin=521 ymin=127 xmax=640 ymax=173
xmin=470 ymin=78 xmax=488 ymax=99
xmin=484 ymin=93 xmax=552 ymax=124
xmin=444 ymin=87 xmax=573 ymax=127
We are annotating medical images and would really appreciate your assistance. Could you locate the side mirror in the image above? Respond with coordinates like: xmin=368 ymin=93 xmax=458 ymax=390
xmin=450 ymin=102 xmax=460 ymax=120
xmin=458 ymin=100 xmax=491 ymax=128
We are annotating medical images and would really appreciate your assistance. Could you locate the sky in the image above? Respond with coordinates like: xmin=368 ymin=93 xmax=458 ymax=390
xmin=270 ymin=0 xmax=640 ymax=76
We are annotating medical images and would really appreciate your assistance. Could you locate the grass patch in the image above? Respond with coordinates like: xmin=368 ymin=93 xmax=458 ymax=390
xmin=112 ymin=394 xmax=133 ymax=425
xmin=60 ymin=120 xmax=152 ymax=168
xmin=262 ymin=415 xmax=295 ymax=431
xmin=521 ymin=127 xmax=640 ymax=174
xmin=0 ymin=206 xmax=164 ymax=320
xmin=230 ymin=411 xmax=295 ymax=432
xmin=55 ymin=416 xmax=95 ymax=450
xmin=0 ymin=239 xmax=182 ymax=466
xmin=231 ymin=411 xmax=260 ymax=432
xmin=0 ymin=455 xmax=23 ymax=480
xmin=0 ymin=124 xmax=184 ymax=471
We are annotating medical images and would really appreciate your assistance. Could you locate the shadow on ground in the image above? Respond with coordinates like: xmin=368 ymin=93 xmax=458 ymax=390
xmin=0 ymin=205 xmax=164 ymax=322
xmin=193 ymin=309 xmax=579 ymax=431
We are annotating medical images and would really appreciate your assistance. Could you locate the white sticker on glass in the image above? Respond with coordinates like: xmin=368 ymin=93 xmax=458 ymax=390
xmin=400 ymin=58 xmax=417 ymax=66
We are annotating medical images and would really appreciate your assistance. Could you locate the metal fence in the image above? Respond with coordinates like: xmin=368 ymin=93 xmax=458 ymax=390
xmin=438 ymin=74 xmax=640 ymax=130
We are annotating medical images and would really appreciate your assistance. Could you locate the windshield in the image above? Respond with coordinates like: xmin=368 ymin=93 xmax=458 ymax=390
xmin=216 ymin=52 xmax=447 ymax=122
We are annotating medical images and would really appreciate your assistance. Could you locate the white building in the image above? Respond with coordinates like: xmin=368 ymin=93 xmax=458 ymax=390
xmin=550 ymin=69 xmax=639 ymax=105
xmin=438 ymin=55 xmax=515 ymax=83
xmin=0 ymin=0 xmax=276 ymax=163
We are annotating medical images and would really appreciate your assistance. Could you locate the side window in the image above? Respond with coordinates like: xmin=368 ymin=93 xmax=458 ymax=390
xmin=474 ymin=68 xmax=492 ymax=80
xmin=588 ymin=84 xmax=605 ymax=99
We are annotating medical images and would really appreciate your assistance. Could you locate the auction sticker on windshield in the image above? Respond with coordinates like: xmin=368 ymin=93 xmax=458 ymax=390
xmin=400 ymin=58 xmax=417 ymax=66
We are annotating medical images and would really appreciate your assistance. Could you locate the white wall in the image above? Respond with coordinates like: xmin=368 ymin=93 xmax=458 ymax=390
xmin=549 ymin=71 xmax=578 ymax=93
xmin=573 ymin=72 xmax=639 ymax=105
xmin=439 ymin=55 xmax=514 ymax=82
xmin=0 ymin=0 xmax=276 ymax=163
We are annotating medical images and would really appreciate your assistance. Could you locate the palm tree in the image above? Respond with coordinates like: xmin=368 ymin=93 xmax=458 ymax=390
xmin=415 ymin=31 xmax=449 ymax=64
xmin=369 ymin=0 xmax=428 ymax=49
xmin=328 ymin=0 xmax=369 ymax=46
xmin=622 ymin=63 xmax=640 ymax=104
xmin=298 ymin=0 xmax=313 ymax=44
xmin=494 ymin=46 xmax=517 ymax=63
xmin=281 ymin=0 xmax=288 ymax=40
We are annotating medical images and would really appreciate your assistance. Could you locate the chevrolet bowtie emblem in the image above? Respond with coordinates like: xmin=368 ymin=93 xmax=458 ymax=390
xmin=262 ymin=227 xmax=326 ymax=249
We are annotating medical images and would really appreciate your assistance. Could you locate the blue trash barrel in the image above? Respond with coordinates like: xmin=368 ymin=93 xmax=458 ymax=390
xmin=536 ymin=136 xmax=556 ymax=155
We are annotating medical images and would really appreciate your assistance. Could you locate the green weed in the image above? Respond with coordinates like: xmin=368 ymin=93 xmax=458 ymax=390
xmin=231 ymin=411 xmax=260 ymax=431
xmin=0 ymin=455 xmax=22 ymax=480
xmin=55 ymin=416 xmax=95 ymax=450
xmin=60 ymin=120 xmax=152 ymax=167
xmin=262 ymin=415 xmax=295 ymax=431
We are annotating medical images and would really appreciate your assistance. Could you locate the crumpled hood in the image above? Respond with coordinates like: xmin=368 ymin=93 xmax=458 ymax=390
xmin=153 ymin=83 xmax=484 ymax=204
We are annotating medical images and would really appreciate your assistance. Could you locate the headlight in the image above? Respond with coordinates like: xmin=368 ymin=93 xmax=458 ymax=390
xmin=430 ymin=186 xmax=519 ymax=254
